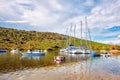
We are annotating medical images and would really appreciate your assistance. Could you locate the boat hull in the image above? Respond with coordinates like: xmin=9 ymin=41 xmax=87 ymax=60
xmin=22 ymin=52 xmax=45 ymax=56
xmin=0 ymin=50 xmax=7 ymax=54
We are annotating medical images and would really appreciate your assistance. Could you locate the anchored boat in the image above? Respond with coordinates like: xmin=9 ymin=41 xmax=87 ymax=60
xmin=60 ymin=17 xmax=92 ymax=54
xmin=22 ymin=50 xmax=45 ymax=56
xmin=100 ymin=51 xmax=111 ymax=57
xmin=0 ymin=50 xmax=7 ymax=54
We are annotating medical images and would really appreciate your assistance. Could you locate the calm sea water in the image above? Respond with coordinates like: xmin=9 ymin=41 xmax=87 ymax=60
xmin=0 ymin=53 xmax=120 ymax=80
xmin=21 ymin=52 xmax=120 ymax=74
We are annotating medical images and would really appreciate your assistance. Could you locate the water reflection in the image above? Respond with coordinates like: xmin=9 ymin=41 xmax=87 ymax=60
xmin=1 ymin=52 xmax=120 ymax=80
xmin=20 ymin=51 xmax=99 ymax=62
xmin=59 ymin=52 xmax=120 ymax=75
xmin=21 ymin=55 xmax=45 ymax=60
xmin=66 ymin=54 xmax=91 ymax=62
xmin=20 ymin=51 xmax=120 ymax=75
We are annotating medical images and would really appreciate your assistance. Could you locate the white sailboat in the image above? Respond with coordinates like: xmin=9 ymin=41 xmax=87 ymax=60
xmin=60 ymin=17 xmax=92 ymax=54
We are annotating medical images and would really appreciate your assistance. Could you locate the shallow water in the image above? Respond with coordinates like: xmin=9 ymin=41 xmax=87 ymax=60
xmin=1 ymin=54 xmax=120 ymax=80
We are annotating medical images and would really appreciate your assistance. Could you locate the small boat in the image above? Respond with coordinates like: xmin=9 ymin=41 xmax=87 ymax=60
xmin=68 ymin=44 xmax=78 ymax=54
xmin=60 ymin=44 xmax=82 ymax=54
xmin=60 ymin=44 xmax=76 ymax=54
xmin=54 ymin=56 xmax=65 ymax=64
xmin=91 ymin=51 xmax=100 ymax=57
xmin=22 ymin=50 xmax=45 ymax=56
xmin=11 ymin=49 xmax=19 ymax=54
xmin=75 ymin=47 xmax=91 ymax=54
xmin=0 ymin=50 xmax=7 ymax=54
xmin=100 ymin=51 xmax=111 ymax=57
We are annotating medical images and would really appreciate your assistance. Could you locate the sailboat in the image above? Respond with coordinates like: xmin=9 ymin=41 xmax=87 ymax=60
xmin=77 ymin=17 xmax=91 ymax=54
xmin=60 ymin=23 xmax=78 ymax=54
xmin=60 ymin=17 xmax=92 ymax=54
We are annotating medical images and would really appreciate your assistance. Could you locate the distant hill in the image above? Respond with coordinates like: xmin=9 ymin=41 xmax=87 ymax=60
xmin=0 ymin=27 xmax=119 ymax=51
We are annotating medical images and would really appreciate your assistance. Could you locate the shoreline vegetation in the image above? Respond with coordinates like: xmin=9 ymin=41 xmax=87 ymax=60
xmin=0 ymin=27 xmax=120 ymax=51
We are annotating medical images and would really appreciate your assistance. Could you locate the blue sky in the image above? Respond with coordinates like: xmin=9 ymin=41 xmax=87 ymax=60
xmin=0 ymin=0 xmax=120 ymax=45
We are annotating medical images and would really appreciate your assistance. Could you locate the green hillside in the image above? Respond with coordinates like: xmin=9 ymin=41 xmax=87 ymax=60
xmin=0 ymin=27 xmax=118 ymax=51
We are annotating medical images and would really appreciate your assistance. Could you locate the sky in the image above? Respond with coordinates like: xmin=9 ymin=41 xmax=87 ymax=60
xmin=0 ymin=0 xmax=120 ymax=45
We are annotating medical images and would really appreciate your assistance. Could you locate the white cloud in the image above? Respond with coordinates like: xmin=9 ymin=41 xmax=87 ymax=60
xmin=0 ymin=0 xmax=120 ymax=43
xmin=0 ymin=20 xmax=28 ymax=23
xmin=0 ymin=0 xmax=63 ymax=28
xmin=89 ymin=0 xmax=120 ymax=28
xmin=84 ymin=0 xmax=95 ymax=6
xmin=22 ymin=5 xmax=60 ymax=27
xmin=98 ymin=39 xmax=120 ymax=45
xmin=0 ymin=0 xmax=120 ymax=29
xmin=63 ymin=0 xmax=120 ymax=29
xmin=118 ymin=35 xmax=120 ymax=39
xmin=49 ymin=0 xmax=63 ymax=10
xmin=15 ymin=0 xmax=31 ymax=4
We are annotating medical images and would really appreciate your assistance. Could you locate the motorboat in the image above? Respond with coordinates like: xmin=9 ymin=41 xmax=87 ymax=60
xmin=0 ymin=50 xmax=7 ymax=54
xmin=22 ymin=50 xmax=45 ymax=56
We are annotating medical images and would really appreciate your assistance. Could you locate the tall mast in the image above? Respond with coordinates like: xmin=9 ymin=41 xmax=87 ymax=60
xmin=65 ymin=27 xmax=69 ymax=47
xmin=85 ymin=16 xmax=92 ymax=50
xmin=88 ymin=27 xmax=92 ymax=50
xmin=80 ymin=21 xmax=83 ymax=45
xmin=74 ymin=24 xmax=76 ymax=45
xmin=69 ymin=23 xmax=72 ymax=45
xmin=85 ymin=16 xmax=88 ymax=48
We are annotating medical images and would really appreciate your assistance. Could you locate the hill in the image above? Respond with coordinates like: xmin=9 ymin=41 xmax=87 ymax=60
xmin=0 ymin=27 xmax=119 ymax=51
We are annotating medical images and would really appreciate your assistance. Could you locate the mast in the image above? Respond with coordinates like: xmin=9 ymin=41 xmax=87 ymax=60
xmin=68 ymin=24 xmax=72 ymax=54
xmin=88 ymin=28 xmax=92 ymax=50
xmin=65 ymin=27 xmax=69 ymax=47
xmin=85 ymin=16 xmax=88 ymax=48
xmin=74 ymin=24 xmax=76 ymax=45
xmin=80 ymin=21 xmax=83 ymax=45
xmin=85 ymin=16 xmax=92 ymax=50
xmin=69 ymin=23 xmax=73 ymax=45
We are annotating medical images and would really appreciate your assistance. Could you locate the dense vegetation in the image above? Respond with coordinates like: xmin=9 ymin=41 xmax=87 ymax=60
xmin=0 ymin=27 xmax=66 ymax=50
xmin=0 ymin=27 xmax=119 ymax=51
